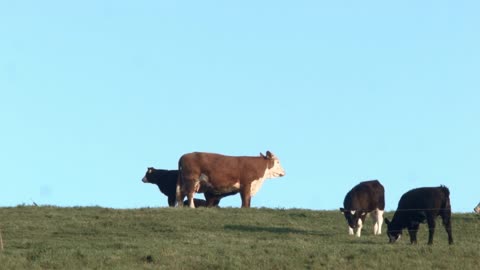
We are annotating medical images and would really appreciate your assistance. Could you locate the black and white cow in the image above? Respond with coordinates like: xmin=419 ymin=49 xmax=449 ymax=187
xmin=340 ymin=180 xmax=385 ymax=237
xmin=474 ymin=202 xmax=480 ymax=213
xmin=385 ymin=186 xmax=453 ymax=245
xmin=142 ymin=168 xmax=179 ymax=207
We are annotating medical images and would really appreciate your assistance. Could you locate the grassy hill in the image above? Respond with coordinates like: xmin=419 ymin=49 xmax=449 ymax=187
xmin=0 ymin=206 xmax=478 ymax=269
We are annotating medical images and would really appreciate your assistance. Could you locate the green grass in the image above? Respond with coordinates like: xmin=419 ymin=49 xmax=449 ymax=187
xmin=0 ymin=206 xmax=478 ymax=269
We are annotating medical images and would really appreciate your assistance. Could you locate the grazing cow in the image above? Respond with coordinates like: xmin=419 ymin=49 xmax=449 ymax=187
xmin=339 ymin=180 xmax=385 ymax=237
xmin=474 ymin=202 xmax=480 ymax=213
xmin=385 ymin=186 xmax=453 ymax=245
xmin=142 ymin=168 xmax=232 ymax=207
xmin=177 ymin=151 xmax=286 ymax=208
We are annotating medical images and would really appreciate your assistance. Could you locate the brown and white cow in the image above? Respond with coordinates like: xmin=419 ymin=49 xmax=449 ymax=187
xmin=176 ymin=151 xmax=286 ymax=208
xmin=385 ymin=186 xmax=453 ymax=245
xmin=340 ymin=180 xmax=385 ymax=237
xmin=474 ymin=202 xmax=480 ymax=213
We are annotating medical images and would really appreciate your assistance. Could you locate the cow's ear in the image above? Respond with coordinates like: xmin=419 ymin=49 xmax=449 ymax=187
xmin=266 ymin=151 xmax=273 ymax=158
xmin=340 ymin=207 xmax=345 ymax=212
xmin=260 ymin=152 xmax=266 ymax=158
xmin=384 ymin=218 xmax=390 ymax=225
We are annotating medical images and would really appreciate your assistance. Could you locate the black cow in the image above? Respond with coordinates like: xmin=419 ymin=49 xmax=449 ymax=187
xmin=142 ymin=168 xmax=179 ymax=207
xmin=142 ymin=167 xmax=233 ymax=207
xmin=340 ymin=180 xmax=385 ymax=237
xmin=385 ymin=186 xmax=453 ymax=245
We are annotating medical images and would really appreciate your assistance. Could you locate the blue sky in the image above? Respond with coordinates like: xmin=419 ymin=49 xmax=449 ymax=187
xmin=1 ymin=1 xmax=479 ymax=212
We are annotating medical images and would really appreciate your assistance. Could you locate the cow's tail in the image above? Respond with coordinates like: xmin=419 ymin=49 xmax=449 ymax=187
xmin=175 ymin=156 xmax=184 ymax=207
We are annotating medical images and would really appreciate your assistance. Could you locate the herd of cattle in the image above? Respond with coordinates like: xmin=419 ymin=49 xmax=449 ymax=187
xmin=142 ymin=150 xmax=476 ymax=245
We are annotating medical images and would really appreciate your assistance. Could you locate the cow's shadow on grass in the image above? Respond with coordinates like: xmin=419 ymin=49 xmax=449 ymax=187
xmin=223 ymin=224 xmax=331 ymax=236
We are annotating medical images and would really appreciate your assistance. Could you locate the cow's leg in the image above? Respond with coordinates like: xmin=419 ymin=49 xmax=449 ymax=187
xmin=212 ymin=197 xmax=221 ymax=207
xmin=175 ymin=182 xmax=184 ymax=208
xmin=372 ymin=210 xmax=379 ymax=235
xmin=187 ymin=192 xmax=195 ymax=208
xmin=441 ymin=210 xmax=454 ymax=245
xmin=408 ymin=223 xmax=420 ymax=244
xmin=178 ymin=174 xmax=197 ymax=208
xmin=377 ymin=210 xmax=384 ymax=235
xmin=240 ymin=186 xmax=251 ymax=208
xmin=355 ymin=217 xmax=364 ymax=237
xmin=204 ymin=192 xmax=215 ymax=207
xmin=373 ymin=209 xmax=384 ymax=235
xmin=167 ymin=195 xmax=176 ymax=207
xmin=426 ymin=215 xmax=436 ymax=245
xmin=348 ymin=226 xmax=354 ymax=235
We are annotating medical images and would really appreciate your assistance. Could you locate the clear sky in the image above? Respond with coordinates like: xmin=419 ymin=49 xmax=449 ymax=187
xmin=1 ymin=1 xmax=479 ymax=212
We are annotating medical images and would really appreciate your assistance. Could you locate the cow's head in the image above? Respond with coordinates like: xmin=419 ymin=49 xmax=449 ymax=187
xmin=340 ymin=208 xmax=366 ymax=229
xmin=142 ymin=167 xmax=155 ymax=183
xmin=260 ymin=151 xmax=286 ymax=178
xmin=474 ymin=203 xmax=480 ymax=213
xmin=384 ymin=218 xmax=402 ymax=243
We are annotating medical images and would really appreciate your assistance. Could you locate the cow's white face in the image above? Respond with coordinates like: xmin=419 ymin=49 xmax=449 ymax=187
xmin=248 ymin=152 xmax=285 ymax=196
xmin=266 ymin=156 xmax=286 ymax=178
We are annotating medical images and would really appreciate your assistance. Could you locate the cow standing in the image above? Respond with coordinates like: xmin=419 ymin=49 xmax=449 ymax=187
xmin=142 ymin=168 xmax=179 ymax=207
xmin=385 ymin=186 xmax=453 ymax=245
xmin=340 ymin=180 xmax=385 ymax=237
xmin=142 ymin=168 xmax=232 ymax=207
xmin=176 ymin=151 xmax=286 ymax=208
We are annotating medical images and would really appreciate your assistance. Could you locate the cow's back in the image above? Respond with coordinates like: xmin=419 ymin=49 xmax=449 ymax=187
xmin=179 ymin=152 xmax=267 ymax=187
xmin=344 ymin=180 xmax=385 ymax=211
xmin=397 ymin=186 xmax=450 ymax=211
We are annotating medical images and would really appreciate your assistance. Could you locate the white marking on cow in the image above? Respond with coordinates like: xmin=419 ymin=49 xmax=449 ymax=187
xmin=348 ymin=227 xmax=354 ymax=235
xmin=189 ymin=197 xmax=195 ymax=208
xmin=199 ymin=173 xmax=209 ymax=182
xmin=373 ymin=209 xmax=384 ymax=235
xmin=268 ymin=159 xmax=286 ymax=177
xmin=249 ymin=161 xmax=282 ymax=196
xmin=355 ymin=218 xmax=363 ymax=237
xmin=350 ymin=210 xmax=356 ymax=215
xmin=250 ymin=178 xmax=266 ymax=196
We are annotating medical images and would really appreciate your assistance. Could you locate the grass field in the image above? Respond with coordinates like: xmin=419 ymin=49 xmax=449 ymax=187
xmin=0 ymin=206 xmax=478 ymax=269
